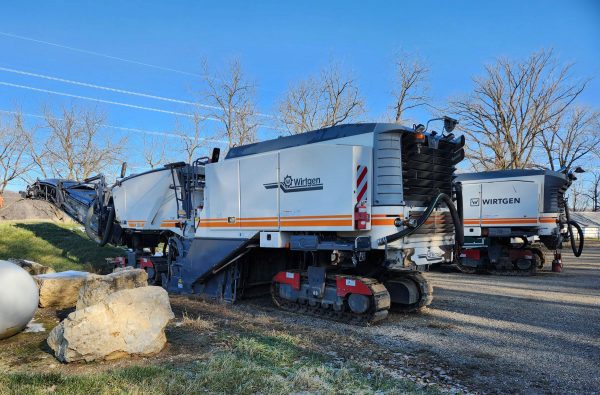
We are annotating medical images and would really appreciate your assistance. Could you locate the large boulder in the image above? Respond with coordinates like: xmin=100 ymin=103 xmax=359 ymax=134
xmin=47 ymin=286 xmax=174 ymax=362
xmin=0 ymin=260 xmax=39 ymax=339
xmin=76 ymin=268 xmax=148 ymax=310
xmin=9 ymin=258 xmax=56 ymax=275
xmin=34 ymin=271 xmax=89 ymax=308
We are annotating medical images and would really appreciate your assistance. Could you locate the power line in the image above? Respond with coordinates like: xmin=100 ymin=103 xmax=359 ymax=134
xmin=0 ymin=81 xmax=283 ymax=131
xmin=0 ymin=81 xmax=220 ymax=120
xmin=0 ymin=109 xmax=228 ymax=144
xmin=0 ymin=80 xmax=284 ymax=132
xmin=0 ymin=65 xmax=278 ymax=119
xmin=0 ymin=31 xmax=203 ymax=78
xmin=0 ymin=65 xmax=213 ymax=108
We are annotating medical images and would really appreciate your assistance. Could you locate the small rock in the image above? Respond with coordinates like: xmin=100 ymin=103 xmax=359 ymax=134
xmin=9 ymin=258 xmax=55 ymax=275
xmin=76 ymin=268 xmax=148 ymax=310
xmin=47 ymin=286 xmax=174 ymax=362
xmin=34 ymin=271 xmax=89 ymax=308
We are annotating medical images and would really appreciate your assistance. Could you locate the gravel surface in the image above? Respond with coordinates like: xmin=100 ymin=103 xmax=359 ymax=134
xmin=5 ymin=237 xmax=597 ymax=394
xmin=246 ymin=242 xmax=600 ymax=394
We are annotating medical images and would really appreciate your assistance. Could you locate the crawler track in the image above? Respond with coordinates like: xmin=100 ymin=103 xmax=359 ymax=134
xmin=388 ymin=272 xmax=433 ymax=312
xmin=271 ymin=275 xmax=390 ymax=326
xmin=456 ymin=247 xmax=545 ymax=276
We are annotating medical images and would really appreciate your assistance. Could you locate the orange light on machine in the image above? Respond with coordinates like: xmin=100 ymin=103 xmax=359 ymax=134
xmin=414 ymin=132 xmax=426 ymax=142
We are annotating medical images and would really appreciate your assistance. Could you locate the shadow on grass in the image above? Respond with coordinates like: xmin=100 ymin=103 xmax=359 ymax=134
xmin=10 ymin=222 xmax=125 ymax=274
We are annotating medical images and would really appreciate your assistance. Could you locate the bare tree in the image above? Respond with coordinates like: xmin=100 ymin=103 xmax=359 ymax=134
xmin=450 ymin=50 xmax=588 ymax=170
xmin=142 ymin=136 xmax=166 ymax=169
xmin=176 ymin=113 xmax=207 ymax=164
xmin=33 ymin=105 xmax=126 ymax=181
xmin=0 ymin=110 xmax=33 ymax=195
xmin=570 ymin=180 xmax=589 ymax=212
xmin=538 ymin=106 xmax=600 ymax=171
xmin=278 ymin=63 xmax=365 ymax=134
xmin=583 ymin=170 xmax=600 ymax=212
xmin=392 ymin=55 xmax=429 ymax=123
xmin=278 ymin=77 xmax=323 ymax=134
xmin=203 ymin=59 xmax=258 ymax=147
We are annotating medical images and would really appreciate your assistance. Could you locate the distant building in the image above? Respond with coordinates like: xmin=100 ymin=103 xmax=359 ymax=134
xmin=570 ymin=212 xmax=600 ymax=239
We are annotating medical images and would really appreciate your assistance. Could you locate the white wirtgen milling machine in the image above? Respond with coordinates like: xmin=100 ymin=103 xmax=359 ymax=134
xmin=456 ymin=169 xmax=584 ymax=275
xmin=27 ymin=119 xmax=465 ymax=324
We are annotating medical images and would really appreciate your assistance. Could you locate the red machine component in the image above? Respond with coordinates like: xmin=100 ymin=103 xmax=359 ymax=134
xmin=273 ymin=271 xmax=300 ymax=290
xmin=335 ymin=276 xmax=372 ymax=297
xmin=354 ymin=203 xmax=370 ymax=230
xmin=138 ymin=257 xmax=154 ymax=270
xmin=354 ymin=164 xmax=370 ymax=230
xmin=460 ymin=249 xmax=481 ymax=260
xmin=552 ymin=251 xmax=563 ymax=272
xmin=509 ymin=249 xmax=534 ymax=261
xmin=112 ymin=256 xmax=127 ymax=268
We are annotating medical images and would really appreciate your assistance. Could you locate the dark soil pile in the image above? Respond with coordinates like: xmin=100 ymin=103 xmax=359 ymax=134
xmin=0 ymin=191 xmax=72 ymax=222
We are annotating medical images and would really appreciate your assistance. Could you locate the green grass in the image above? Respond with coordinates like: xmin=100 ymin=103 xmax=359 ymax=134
xmin=0 ymin=221 xmax=125 ymax=273
xmin=0 ymin=331 xmax=431 ymax=395
xmin=0 ymin=221 xmax=435 ymax=394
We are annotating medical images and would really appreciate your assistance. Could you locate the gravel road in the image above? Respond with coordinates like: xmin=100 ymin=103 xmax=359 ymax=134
xmin=367 ymin=242 xmax=599 ymax=394
xmin=247 ymin=242 xmax=600 ymax=394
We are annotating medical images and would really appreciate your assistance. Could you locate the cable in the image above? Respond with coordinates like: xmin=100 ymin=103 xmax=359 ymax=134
xmin=0 ymin=65 xmax=278 ymax=119
xmin=0 ymin=109 xmax=229 ymax=144
xmin=0 ymin=65 xmax=218 ymax=108
xmin=0 ymin=80 xmax=283 ymax=130
xmin=0 ymin=80 xmax=216 ymax=119
xmin=0 ymin=31 xmax=202 ymax=78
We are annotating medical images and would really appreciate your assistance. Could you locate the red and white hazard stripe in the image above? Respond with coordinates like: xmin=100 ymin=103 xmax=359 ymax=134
xmin=356 ymin=165 xmax=368 ymax=204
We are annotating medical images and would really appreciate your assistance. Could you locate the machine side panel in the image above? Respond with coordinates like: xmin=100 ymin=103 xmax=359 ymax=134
xmin=239 ymin=152 xmax=279 ymax=229
xmin=112 ymin=168 xmax=178 ymax=229
xmin=462 ymin=183 xmax=482 ymax=236
xmin=203 ymin=160 xmax=240 ymax=230
xmin=279 ymin=144 xmax=355 ymax=231
xmin=372 ymin=131 xmax=403 ymax=205
xmin=479 ymin=181 xmax=538 ymax=225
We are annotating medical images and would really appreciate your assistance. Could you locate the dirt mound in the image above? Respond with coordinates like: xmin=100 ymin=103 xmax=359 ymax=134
xmin=0 ymin=191 xmax=72 ymax=222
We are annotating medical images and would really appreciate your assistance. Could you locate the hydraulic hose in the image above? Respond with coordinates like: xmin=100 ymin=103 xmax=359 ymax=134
xmin=98 ymin=207 xmax=115 ymax=247
xmin=564 ymin=204 xmax=584 ymax=257
xmin=376 ymin=193 xmax=464 ymax=249
xmin=567 ymin=219 xmax=584 ymax=257
xmin=85 ymin=202 xmax=114 ymax=247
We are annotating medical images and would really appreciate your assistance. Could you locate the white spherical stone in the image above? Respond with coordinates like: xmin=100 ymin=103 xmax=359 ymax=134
xmin=0 ymin=260 xmax=39 ymax=339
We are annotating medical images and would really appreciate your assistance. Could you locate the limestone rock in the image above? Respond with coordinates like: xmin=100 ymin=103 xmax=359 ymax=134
xmin=34 ymin=271 xmax=89 ymax=308
xmin=47 ymin=286 xmax=174 ymax=362
xmin=76 ymin=268 xmax=148 ymax=310
xmin=9 ymin=258 xmax=56 ymax=275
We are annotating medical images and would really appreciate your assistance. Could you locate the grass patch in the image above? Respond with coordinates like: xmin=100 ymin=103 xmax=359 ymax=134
xmin=0 ymin=331 xmax=432 ymax=394
xmin=0 ymin=221 xmax=125 ymax=273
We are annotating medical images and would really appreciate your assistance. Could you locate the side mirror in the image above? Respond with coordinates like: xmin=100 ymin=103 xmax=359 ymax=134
xmin=120 ymin=162 xmax=127 ymax=178
xmin=210 ymin=148 xmax=221 ymax=163
xmin=574 ymin=166 xmax=585 ymax=174
xmin=443 ymin=116 xmax=459 ymax=133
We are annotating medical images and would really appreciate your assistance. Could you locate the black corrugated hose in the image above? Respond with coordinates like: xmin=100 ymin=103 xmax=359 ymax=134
xmin=85 ymin=201 xmax=114 ymax=247
xmin=376 ymin=193 xmax=464 ymax=249
xmin=564 ymin=204 xmax=584 ymax=257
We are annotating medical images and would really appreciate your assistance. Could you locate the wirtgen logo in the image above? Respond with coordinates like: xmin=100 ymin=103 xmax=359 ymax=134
xmin=264 ymin=175 xmax=323 ymax=193
xmin=482 ymin=197 xmax=521 ymax=205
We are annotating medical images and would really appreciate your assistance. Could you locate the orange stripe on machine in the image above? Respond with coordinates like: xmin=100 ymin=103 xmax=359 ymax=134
xmin=463 ymin=217 xmax=558 ymax=225
xmin=198 ymin=215 xmax=353 ymax=228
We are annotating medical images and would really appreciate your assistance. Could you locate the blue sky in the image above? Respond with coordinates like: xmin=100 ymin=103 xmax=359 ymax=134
xmin=0 ymin=1 xmax=599 ymax=189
